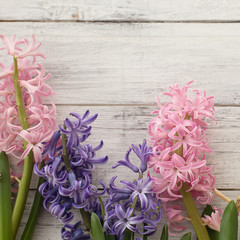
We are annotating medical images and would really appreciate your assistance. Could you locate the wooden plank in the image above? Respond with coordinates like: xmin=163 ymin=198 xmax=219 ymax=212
xmin=9 ymin=105 xmax=240 ymax=189
xmin=1 ymin=0 xmax=240 ymax=21
xmin=1 ymin=22 xmax=240 ymax=105
xmin=17 ymin=190 xmax=240 ymax=240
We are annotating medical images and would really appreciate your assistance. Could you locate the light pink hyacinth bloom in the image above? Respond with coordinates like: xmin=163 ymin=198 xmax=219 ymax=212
xmin=202 ymin=207 xmax=222 ymax=232
xmin=148 ymin=81 xmax=216 ymax=233
xmin=0 ymin=35 xmax=56 ymax=163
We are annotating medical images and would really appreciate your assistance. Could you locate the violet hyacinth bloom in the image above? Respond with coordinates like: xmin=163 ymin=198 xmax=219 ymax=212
xmin=61 ymin=222 xmax=90 ymax=240
xmin=35 ymin=111 xmax=108 ymax=239
xmin=104 ymin=140 xmax=161 ymax=239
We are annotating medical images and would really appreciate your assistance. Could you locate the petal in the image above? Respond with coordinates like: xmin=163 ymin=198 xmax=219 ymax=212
xmin=115 ymin=204 xmax=125 ymax=220
xmin=19 ymin=130 xmax=33 ymax=143
xmin=21 ymin=143 xmax=33 ymax=159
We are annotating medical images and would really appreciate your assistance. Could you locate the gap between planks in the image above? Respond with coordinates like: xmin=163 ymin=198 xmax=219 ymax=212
xmin=53 ymin=103 xmax=240 ymax=107
xmin=2 ymin=20 xmax=240 ymax=24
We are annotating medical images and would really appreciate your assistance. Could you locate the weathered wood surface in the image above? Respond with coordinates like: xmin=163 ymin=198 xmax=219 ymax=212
xmin=17 ymin=190 xmax=240 ymax=240
xmin=16 ymin=105 xmax=240 ymax=190
xmin=1 ymin=1 xmax=240 ymax=239
xmin=1 ymin=0 xmax=240 ymax=21
xmin=2 ymin=22 xmax=240 ymax=105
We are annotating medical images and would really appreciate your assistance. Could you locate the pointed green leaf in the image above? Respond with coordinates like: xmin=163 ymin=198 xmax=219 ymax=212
xmin=219 ymin=200 xmax=238 ymax=240
xmin=21 ymin=176 xmax=45 ymax=240
xmin=181 ymin=232 xmax=191 ymax=240
xmin=80 ymin=208 xmax=91 ymax=230
xmin=98 ymin=196 xmax=105 ymax=220
xmin=160 ymin=224 xmax=168 ymax=240
xmin=0 ymin=151 xmax=12 ymax=240
xmin=91 ymin=212 xmax=105 ymax=240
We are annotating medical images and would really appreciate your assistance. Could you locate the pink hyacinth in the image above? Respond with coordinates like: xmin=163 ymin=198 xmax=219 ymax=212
xmin=202 ymin=206 xmax=222 ymax=232
xmin=148 ymin=81 xmax=216 ymax=233
xmin=0 ymin=35 xmax=56 ymax=164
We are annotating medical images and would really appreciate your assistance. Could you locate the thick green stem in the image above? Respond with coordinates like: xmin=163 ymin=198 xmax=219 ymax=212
xmin=180 ymin=183 xmax=210 ymax=240
xmin=0 ymin=151 xmax=12 ymax=240
xmin=174 ymin=139 xmax=209 ymax=240
xmin=12 ymin=58 xmax=29 ymax=130
xmin=12 ymin=57 xmax=33 ymax=239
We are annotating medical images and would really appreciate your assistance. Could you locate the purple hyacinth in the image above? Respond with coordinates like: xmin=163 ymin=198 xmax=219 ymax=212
xmin=112 ymin=139 xmax=152 ymax=174
xmin=104 ymin=140 xmax=161 ymax=239
xmin=35 ymin=111 xmax=108 ymax=239
xmin=61 ymin=222 xmax=90 ymax=240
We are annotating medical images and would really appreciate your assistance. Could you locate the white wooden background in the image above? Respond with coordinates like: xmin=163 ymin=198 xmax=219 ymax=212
xmin=1 ymin=1 xmax=240 ymax=239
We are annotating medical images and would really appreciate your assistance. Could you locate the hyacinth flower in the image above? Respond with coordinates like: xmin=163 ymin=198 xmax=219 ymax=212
xmin=35 ymin=111 xmax=108 ymax=239
xmin=104 ymin=140 xmax=161 ymax=239
xmin=148 ymin=81 xmax=216 ymax=240
xmin=201 ymin=206 xmax=222 ymax=232
xmin=0 ymin=35 xmax=56 ymax=238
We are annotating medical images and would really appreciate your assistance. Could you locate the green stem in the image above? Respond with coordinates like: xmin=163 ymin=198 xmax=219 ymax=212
xmin=180 ymin=183 xmax=210 ymax=240
xmin=174 ymin=139 xmax=209 ymax=240
xmin=0 ymin=151 xmax=12 ymax=240
xmin=12 ymin=57 xmax=33 ymax=239
xmin=61 ymin=130 xmax=71 ymax=172
xmin=21 ymin=175 xmax=45 ymax=240
xmin=61 ymin=130 xmax=92 ymax=230
xmin=123 ymin=197 xmax=138 ymax=240
xmin=13 ymin=58 xmax=28 ymax=129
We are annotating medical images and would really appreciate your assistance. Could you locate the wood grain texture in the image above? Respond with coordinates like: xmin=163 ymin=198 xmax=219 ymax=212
xmin=1 ymin=0 xmax=240 ymax=21
xmin=1 ymin=2 xmax=240 ymax=239
xmin=10 ymin=105 xmax=240 ymax=190
xmin=2 ymin=22 xmax=240 ymax=105
xmin=16 ymin=190 xmax=240 ymax=240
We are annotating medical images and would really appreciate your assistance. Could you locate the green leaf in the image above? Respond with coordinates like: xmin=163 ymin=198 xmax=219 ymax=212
xmin=201 ymin=205 xmax=219 ymax=240
xmin=80 ymin=208 xmax=91 ymax=230
xmin=219 ymin=200 xmax=238 ymax=240
xmin=160 ymin=224 xmax=168 ymax=240
xmin=0 ymin=151 xmax=12 ymax=240
xmin=98 ymin=196 xmax=105 ymax=220
xmin=201 ymin=204 xmax=214 ymax=217
xmin=91 ymin=212 xmax=105 ymax=240
xmin=21 ymin=176 xmax=45 ymax=240
xmin=181 ymin=232 xmax=191 ymax=240
xmin=123 ymin=228 xmax=132 ymax=240
xmin=105 ymin=234 xmax=115 ymax=240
